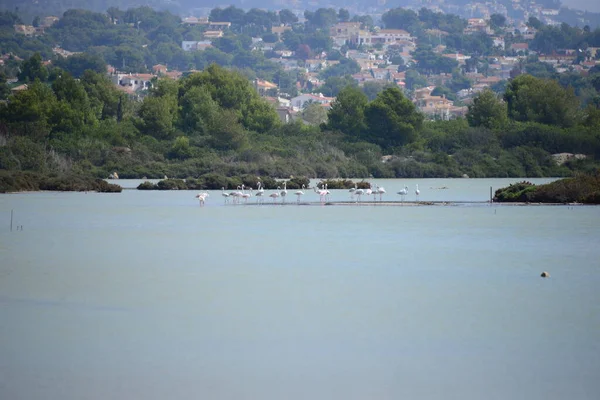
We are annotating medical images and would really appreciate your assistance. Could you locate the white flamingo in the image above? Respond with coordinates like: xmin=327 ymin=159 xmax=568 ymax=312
xmin=221 ymin=187 xmax=230 ymax=203
xmin=397 ymin=185 xmax=408 ymax=202
xmin=364 ymin=183 xmax=373 ymax=201
xmin=269 ymin=186 xmax=281 ymax=203
xmin=376 ymin=184 xmax=386 ymax=201
xmin=241 ymin=185 xmax=252 ymax=203
xmin=229 ymin=186 xmax=240 ymax=204
xmin=280 ymin=181 xmax=288 ymax=203
xmin=354 ymin=183 xmax=365 ymax=203
xmin=349 ymin=184 xmax=356 ymax=200
xmin=255 ymin=182 xmax=265 ymax=204
xmin=295 ymin=184 xmax=305 ymax=203
xmin=415 ymin=184 xmax=420 ymax=201
xmin=195 ymin=191 xmax=209 ymax=206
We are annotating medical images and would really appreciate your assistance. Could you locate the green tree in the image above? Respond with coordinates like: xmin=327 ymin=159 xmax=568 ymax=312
xmin=466 ymin=88 xmax=508 ymax=129
xmin=182 ymin=64 xmax=278 ymax=133
xmin=405 ymin=69 xmax=427 ymax=90
xmin=527 ymin=16 xmax=543 ymax=30
xmin=0 ymin=70 xmax=10 ymax=100
xmin=304 ymin=8 xmax=338 ymax=31
xmin=178 ymin=85 xmax=220 ymax=135
xmin=382 ymin=8 xmax=420 ymax=35
xmin=279 ymin=9 xmax=298 ymax=25
xmin=210 ymin=109 xmax=248 ymax=150
xmin=318 ymin=75 xmax=357 ymax=97
xmin=53 ymin=53 xmax=107 ymax=78
xmin=362 ymin=81 xmax=396 ymax=101
xmin=412 ymin=45 xmax=458 ymax=75
xmin=364 ymin=87 xmax=423 ymax=148
xmin=0 ymin=80 xmax=56 ymax=140
xmin=51 ymin=72 xmax=97 ymax=133
xmin=319 ymin=58 xmax=360 ymax=79
xmin=80 ymin=70 xmax=122 ymax=120
xmin=169 ymin=136 xmax=193 ymax=159
xmin=137 ymin=79 xmax=178 ymax=139
xmin=18 ymin=53 xmax=48 ymax=83
xmin=302 ymin=102 xmax=328 ymax=125
xmin=504 ymin=74 xmax=580 ymax=127
xmin=338 ymin=9 xmax=350 ymax=23
xmin=327 ymin=86 xmax=368 ymax=137
xmin=489 ymin=14 xmax=506 ymax=30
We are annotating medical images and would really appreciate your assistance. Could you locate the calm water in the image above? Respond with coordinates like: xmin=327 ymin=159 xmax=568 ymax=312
xmin=1 ymin=178 xmax=599 ymax=400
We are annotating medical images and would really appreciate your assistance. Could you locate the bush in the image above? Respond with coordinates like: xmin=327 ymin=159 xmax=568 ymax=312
xmin=137 ymin=181 xmax=156 ymax=190
xmin=493 ymin=173 xmax=600 ymax=203
xmin=156 ymin=179 xmax=187 ymax=190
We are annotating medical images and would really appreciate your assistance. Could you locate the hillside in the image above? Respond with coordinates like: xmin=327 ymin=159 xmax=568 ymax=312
xmin=1 ymin=5 xmax=600 ymax=190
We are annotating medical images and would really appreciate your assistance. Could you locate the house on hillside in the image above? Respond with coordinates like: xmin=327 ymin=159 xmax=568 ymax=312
xmin=112 ymin=73 xmax=154 ymax=92
xmin=152 ymin=64 xmax=168 ymax=75
xmin=271 ymin=24 xmax=291 ymax=38
xmin=329 ymin=22 xmax=361 ymax=46
xmin=290 ymin=93 xmax=335 ymax=111
xmin=254 ymin=79 xmax=278 ymax=96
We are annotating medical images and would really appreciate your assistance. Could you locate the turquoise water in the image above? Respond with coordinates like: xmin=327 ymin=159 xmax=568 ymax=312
xmin=1 ymin=179 xmax=599 ymax=400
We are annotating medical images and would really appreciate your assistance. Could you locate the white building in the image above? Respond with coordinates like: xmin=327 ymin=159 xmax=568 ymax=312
xmin=290 ymin=93 xmax=335 ymax=111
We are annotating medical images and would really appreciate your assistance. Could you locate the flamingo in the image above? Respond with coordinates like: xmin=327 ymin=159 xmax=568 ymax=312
xmin=229 ymin=186 xmax=240 ymax=204
xmin=415 ymin=184 xmax=420 ymax=202
xmin=397 ymin=185 xmax=408 ymax=202
xmin=195 ymin=191 xmax=209 ymax=206
xmin=241 ymin=185 xmax=252 ymax=203
xmin=221 ymin=187 xmax=230 ymax=203
xmin=349 ymin=184 xmax=356 ymax=200
xmin=376 ymin=184 xmax=386 ymax=201
xmin=269 ymin=186 xmax=281 ymax=203
xmin=313 ymin=183 xmax=327 ymax=203
xmin=280 ymin=181 xmax=288 ymax=203
xmin=364 ymin=183 xmax=373 ymax=201
xmin=255 ymin=182 xmax=265 ymax=204
xmin=295 ymin=184 xmax=305 ymax=203
xmin=325 ymin=183 xmax=331 ymax=202
xmin=354 ymin=183 xmax=365 ymax=203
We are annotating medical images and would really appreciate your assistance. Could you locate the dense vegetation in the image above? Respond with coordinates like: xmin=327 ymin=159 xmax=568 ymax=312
xmin=493 ymin=173 xmax=600 ymax=203
xmin=1 ymin=6 xmax=600 ymax=193
xmin=0 ymin=170 xmax=122 ymax=192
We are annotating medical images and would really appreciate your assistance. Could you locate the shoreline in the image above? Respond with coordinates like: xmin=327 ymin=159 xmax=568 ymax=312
xmin=223 ymin=200 xmax=590 ymax=207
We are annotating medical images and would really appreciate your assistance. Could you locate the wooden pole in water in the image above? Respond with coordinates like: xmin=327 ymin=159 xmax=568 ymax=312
xmin=10 ymin=209 xmax=13 ymax=232
xmin=490 ymin=186 xmax=493 ymax=203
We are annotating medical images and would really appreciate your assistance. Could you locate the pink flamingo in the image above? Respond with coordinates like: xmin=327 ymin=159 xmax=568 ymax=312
xmin=241 ymin=185 xmax=252 ymax=203
xmin=269 ymin=186 xmax=281 ymax=203
xmin=195 ymin=191 xmax=209 ymax=206
xmin=313 ymin=183 xmax=328 ymax=203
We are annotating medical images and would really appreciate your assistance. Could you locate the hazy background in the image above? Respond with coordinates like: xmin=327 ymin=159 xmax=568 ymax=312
xmin=562 ymin=0 xmax=600 ymax=13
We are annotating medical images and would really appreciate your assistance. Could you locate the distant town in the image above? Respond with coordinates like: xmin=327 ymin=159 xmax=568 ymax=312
xmin=2 ymin=0 xmax=599 ymax=124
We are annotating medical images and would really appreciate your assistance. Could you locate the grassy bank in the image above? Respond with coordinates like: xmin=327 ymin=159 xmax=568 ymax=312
xmin=493 ymin=172 xmax=600 ymax=203
xmin=0 ymin=171 xmax=122 ymax=193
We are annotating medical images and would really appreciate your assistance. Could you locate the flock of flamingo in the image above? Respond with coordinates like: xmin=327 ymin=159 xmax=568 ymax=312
xmin=195 ymin=182 xmax=421 ymax=206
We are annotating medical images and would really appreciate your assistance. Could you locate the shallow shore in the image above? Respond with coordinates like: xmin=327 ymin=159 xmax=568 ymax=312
xmin=225 ymin=200 xmax=587 ymax=207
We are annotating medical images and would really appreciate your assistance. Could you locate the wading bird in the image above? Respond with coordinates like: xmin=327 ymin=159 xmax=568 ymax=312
xmin=295 ymin=184 xmax=305 ymax=203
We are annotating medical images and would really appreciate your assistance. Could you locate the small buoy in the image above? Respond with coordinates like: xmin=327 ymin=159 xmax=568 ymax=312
xmin=540 ymin=271 xmax=550 ymax=278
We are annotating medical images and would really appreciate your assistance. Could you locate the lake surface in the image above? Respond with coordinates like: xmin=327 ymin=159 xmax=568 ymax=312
xmin=1 ymin=178 xmax=599 ymax=400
